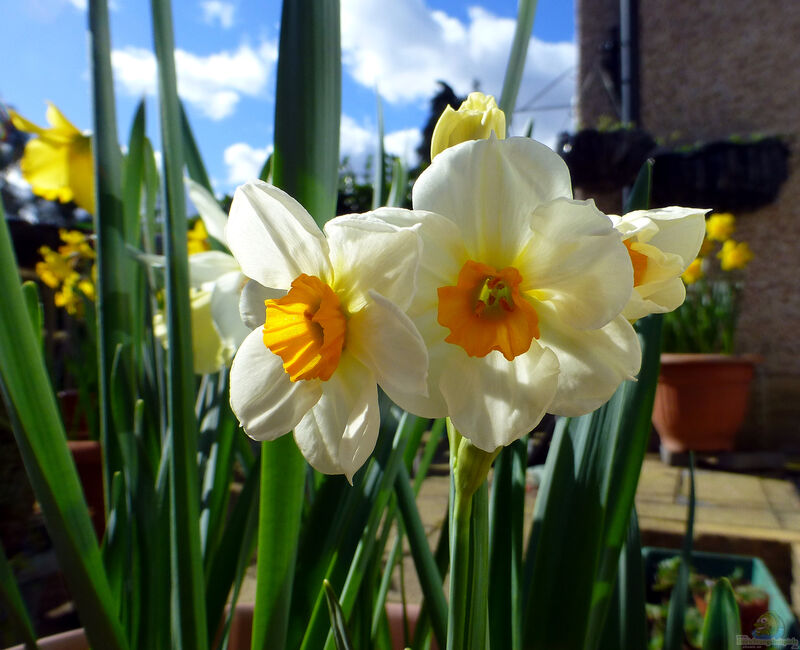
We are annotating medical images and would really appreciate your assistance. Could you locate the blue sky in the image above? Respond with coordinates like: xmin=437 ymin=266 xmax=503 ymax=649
xmin=3 ymin=0 xmax=575 ymax=195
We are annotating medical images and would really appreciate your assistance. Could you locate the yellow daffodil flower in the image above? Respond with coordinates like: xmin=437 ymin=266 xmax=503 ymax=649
xmin=705 ymin=212 xmax=736 ymax=242
xmin=187 ymin=219 xmax=211 ymax=256
xmin=227 ymin=180 xmax=428 ymax=481
xmin=430 ymin=92 xmax=506 ymax=161
xmin=35 ymin=229 xmax=96 ymax=317
xmin=610 ymin=207 xmax=707 ymax=320
xmin=717 ymin=239 xmax=753 ymax=270
xmin=682 ymin=258 xmax=704 ymax=284
xmin=9 ymin=103 xmax=95 ymax=214
xmin=373 ymin=137 xmax=641 ymax=451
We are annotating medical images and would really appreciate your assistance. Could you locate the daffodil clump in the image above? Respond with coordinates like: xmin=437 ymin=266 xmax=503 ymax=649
xmin=664 ymin=212 xmax=754 ymax=354
xmin=226 ymin=93 xmax=705 ymax=482
xmin=35 ymin=229 xmax=97 ymax=317
xmin=9 ymin=103 xmax=95 ymax=214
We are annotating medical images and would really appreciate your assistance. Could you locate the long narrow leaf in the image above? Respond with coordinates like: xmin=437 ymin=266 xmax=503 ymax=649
xmin=498 ymin=0 xmax=538 ymax=120
xmin=251 ymin=438 xmax=305 ymax=650
xmin=271 ymin=0 xmax=341 ymax=226
xmin=89 ymin=0 xmax=129 ymax=505
xmin=372 ymin=93 xmax=385 ymax=210
xmin=0 ymin=539 xmax=38 ymax=648
xmin=701 ymin=578 xmax=740 ymax=650
xmin=0 ymin=206 xmax=126 ymax=649
xmin=149 ymin=0 xmax=207 ymax=646
xmin=664 ymin=453 xmax=696 ymax=650
xmin=324 ymin=580 xmax=355 ymax=650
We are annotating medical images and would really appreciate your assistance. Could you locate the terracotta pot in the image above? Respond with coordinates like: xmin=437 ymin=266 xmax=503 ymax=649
xmin=67 ymin=440 xmax=105 ymax=540
xmin=652 ymin=353 xmax=759 ymax=452
xmin=9 ymin=604 xmax=255 ymax=650
xmin=386 ymin=602 xmax=440 ymax=650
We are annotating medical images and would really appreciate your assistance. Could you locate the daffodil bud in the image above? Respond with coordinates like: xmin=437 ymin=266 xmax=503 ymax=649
xmin=430 ymin=92 xmax=506 ymax=161
xmin=448 ymin=419 xmax=500 ymax=501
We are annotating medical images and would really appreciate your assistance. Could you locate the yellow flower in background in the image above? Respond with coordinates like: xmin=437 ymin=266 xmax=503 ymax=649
xmin=682 ymin=258 xmax=704 ymax=284
xmin=705 ymin=212 xmax=736 ymax=242
xmin=430 ymin=92 xmax=506 ymax=161
xmin=717 ymin=239 xmax=753 ymax=270
xmin=698 ymin=236 xmax=714 ymax=257
xmin=35 ymin=229 xmax=96 ymax=317
xmin=36 ymin=245 xmax=73 ymax=289
xmin=9 ymin=103 xmax=95 ymax=214
xmin=187 ymin=219 xmax=211 ymax=256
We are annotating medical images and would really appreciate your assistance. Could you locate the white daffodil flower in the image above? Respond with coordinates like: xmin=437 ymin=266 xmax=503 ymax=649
xmin=610 ymin=208 xmax=707 ymax=321
xmin=152 ymin=180 xmax=250 ymax=374
xmin=373 ymin=136 xmax=642 ymax=452
xmin=226 ymin=180 xmax=428 ymax=481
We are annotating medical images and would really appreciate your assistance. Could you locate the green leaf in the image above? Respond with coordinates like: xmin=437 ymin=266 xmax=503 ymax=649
xmin=372 ymin=93 xmax=385 ymax=210
xmin=149 ymin=0 xmax=207 ymax=646
xmin=386 ymin=157 xmax=408 ymax=208
xmin=664 ymin=452 xmax=696 ymax=650
xmin=251 ymin=438 xmax=305 ymax=650
xmin=180 ymin=101 xmax=213 ymax=193
xmin=488 ymin=439 xmax=525 ymax=650
xmin=701 ymin=578 xmax=740 ymax=650
xmin=0 ymin=537 xmax=38 ymax=648
xmin=206 ymin=452 xmax=260 ymax=647
xmin=599 ymin=508 xmax=648 ymax=650
xmin=0 ymin=203 xmax=127 ymax=650
xmin=395 ymin=464 xmax=448 ymax=648
xmin=89 ymin=0 xmax=130 ymax=505
xmin=324 ymin=580 xmax=355 ymax=650
xmin=272 ymin=0 xmax=341 ymax=226
xmin=20 ymin=281 xmax=42 ymax=351
xmin=498 ymin=0 xmax=538 ymax=120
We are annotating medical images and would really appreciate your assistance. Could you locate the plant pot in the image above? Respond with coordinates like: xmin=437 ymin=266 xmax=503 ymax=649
xmin=8 ymin=604 xmax=256 ymax=650
xmin=652 ymin=354 xmax=759 ymax=453
xmin=67 ymin=440 xmax=105 ymax=540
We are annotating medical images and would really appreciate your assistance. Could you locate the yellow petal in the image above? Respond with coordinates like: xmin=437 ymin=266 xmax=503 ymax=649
xmin=430 ymin=92 xmax=506 ymax=160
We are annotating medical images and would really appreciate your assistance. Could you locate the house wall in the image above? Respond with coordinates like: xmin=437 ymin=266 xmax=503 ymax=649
xmin=576 ymin=0 xmax=800 ymax=449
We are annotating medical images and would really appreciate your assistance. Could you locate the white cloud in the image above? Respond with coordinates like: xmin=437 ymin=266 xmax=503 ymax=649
xmin=68 ymin=0 xmax=86 ymax=9
xmin=224 ymin=142 xmax=272 ymax=185
xmin=112 ymin=41 xmax=277 ymax=120
xmin=201 ymin=0 xmax=235 ymax=29
xmin=339 ymin=116 xmax=421 ymax=175
xmin=340 ymin=1 xmax=576 ymax=147
xmin=385 ymin=128 xmax=421 ymax=167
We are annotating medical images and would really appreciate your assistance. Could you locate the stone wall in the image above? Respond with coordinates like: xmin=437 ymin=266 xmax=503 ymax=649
xmin=576 ymin=0 xmax=800 ymax=449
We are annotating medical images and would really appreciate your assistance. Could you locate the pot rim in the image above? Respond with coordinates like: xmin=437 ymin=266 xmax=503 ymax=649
xmin=660 ymin=352 xmax=762 ymax=365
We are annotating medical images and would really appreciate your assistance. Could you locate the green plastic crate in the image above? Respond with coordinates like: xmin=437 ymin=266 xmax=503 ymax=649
xmin=643 ymin=546 xmax=799 ymax=640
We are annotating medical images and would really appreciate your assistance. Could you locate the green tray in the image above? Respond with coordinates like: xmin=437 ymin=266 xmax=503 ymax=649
xmin=643 ymin=546 xmax=799 ymax=638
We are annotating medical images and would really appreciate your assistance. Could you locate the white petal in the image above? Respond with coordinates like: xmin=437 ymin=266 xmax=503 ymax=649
xmin=540 ymin=306 xmax=642 ymax=417
xmin=412 ymin=137 xmax=573 ymax=265
xmin=368 ymin=209 xmax=468 ymax=317
xmin=383 ymin=310 xmax=450 ymax=419
xmin=188 ymin=251 xmax=241 ymax=289
xmin=230 ymin=328 xmax=322 ymax=440
xmin=186 ymin=177 xmax=228 ymax=246
xmin=519 ymin=198 xmax=633 ymax=330
xmin=438 ymin=344 xmax=560 ymax=451
xmin=623 ymin=277 xmax=686 ymax=321
xmin=226 ymin=180 xmax=330 ymax=289
xmin=293 ymin=355 xmax=379 ymax=482
xmin=625 ymin=207 xmax=707 ymax=267
xmin=347 ymin=290 xmax=428 ymax=399
xmin=210 ymin=271 xmax=251 ymax=357
xmin=324 ymin=214 xmax=421 ymax=312
xmin=239 ymin=279 xmax=285 ymax=330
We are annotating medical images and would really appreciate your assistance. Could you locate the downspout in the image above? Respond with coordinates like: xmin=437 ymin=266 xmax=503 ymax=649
xmin=619 ymin=0 xmax=639 ymax=125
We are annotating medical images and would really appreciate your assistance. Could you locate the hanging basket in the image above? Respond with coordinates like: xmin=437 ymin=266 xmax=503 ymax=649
xmin=651 ymin=138 xmax=790 ymax=212
xmin=557 ymin=128 xmax=657 ymax=193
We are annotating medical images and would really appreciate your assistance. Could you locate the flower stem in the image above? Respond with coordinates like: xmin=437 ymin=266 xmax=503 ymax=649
xmin=448 ymin=485 xmax=472 ymax=650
